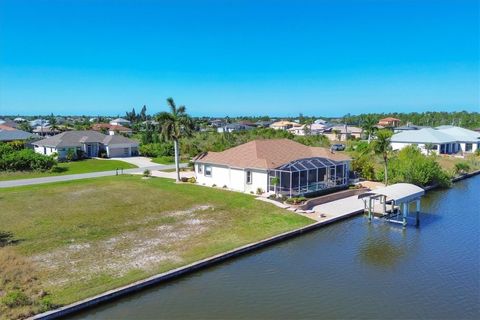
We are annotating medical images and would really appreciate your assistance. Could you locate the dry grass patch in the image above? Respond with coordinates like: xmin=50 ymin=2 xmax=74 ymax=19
xmin=0 ymin=176 xmax=313 ymax=314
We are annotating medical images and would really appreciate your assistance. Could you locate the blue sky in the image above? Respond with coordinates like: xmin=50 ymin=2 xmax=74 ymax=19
xmin=0 ymin=0 xmax=479 ymax=117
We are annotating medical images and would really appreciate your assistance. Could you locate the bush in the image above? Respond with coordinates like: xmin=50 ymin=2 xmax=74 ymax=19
xmin=0 ymin=230 xmax=16 ymax=247
xmin=0 ymin=148 xmax=56 ymax=172
xmin=1 ymin=290 xmax=30 ymax=308
xmin=454 ymin=162 xmax=470 ymax=175
xmin=98 ymin=150 xmax=108 ymax=158
xmin=386 ymin=146 xmax=452 ymax=187
xmin=256 ymin=187 xmax=264 ymax=195
xmin=143 ymin=169 xmax=151 ymax=177
xmin=188 ymin=177 xmax=196 ymax=183
xmin=181 ymin=177 xmax=189 ymax=182
xmin=139 ymin=143 xmax=174 ymax=158
xmin=66 ymin=148 xmax=76 ymax=161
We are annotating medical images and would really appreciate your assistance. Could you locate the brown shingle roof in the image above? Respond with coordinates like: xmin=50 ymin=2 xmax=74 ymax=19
xmin=194 ymin=139 xmax=350 ymax=169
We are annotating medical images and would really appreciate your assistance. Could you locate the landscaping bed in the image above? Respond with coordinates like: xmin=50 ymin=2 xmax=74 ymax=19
xmin=0 ymin=175 xmax=313 ymax=319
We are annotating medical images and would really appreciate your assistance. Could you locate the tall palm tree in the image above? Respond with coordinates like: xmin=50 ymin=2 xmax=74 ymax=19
xmin=372 ymin=129 xmax=393 ymax=185
xmin=361 ymin=115 xmax=378 ymax=143
xmin=156 ymin=98 xmax=195 ymax=182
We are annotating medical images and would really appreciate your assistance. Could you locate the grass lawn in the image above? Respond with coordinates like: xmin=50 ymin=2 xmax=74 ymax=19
xmin=151 ymin=156 xmax=175 ymax=165
xmin=0 ymin=176 xmax=313 ymax=319
xmin=0 ymin=159 xmax=137 ymax=181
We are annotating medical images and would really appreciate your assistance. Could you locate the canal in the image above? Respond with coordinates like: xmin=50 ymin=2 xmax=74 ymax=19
xmin=69 ymin=176 xmax=480 ymax=319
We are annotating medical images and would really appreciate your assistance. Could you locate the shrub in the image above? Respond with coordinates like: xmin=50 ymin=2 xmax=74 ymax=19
xmin=181 ymin=177 xmax=189 ymax=182
xmin=222 ymin=185 xmax=228 ymax=188
xmin=454 ymin=162 xmax=470 ymax=175
xmin=212 ymin=184 xmax=217 ymax=187
xmin=143 ymin=169 xmax=151 ymax=177
xmin=188 ymin=177 xmax=196 ymax=183
xmin=1 ymin=290 xmax=30 ymax=307
xmin=256 ymin=187 xmax=264 ymax=195
xmin=66 ymin=148 xmax=76 ymax=161
xmin=0 ymin=230 xmax=16 ymax=247
xmin=0 ymin=148 xmax=56 ymax=172
xmin=139 ymin=143 xmax=174 ymax=158
xmin=98 ymin=150 xmax=108 ymax=158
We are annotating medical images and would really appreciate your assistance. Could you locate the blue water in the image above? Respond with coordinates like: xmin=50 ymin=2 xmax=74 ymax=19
xmin=69 ymin=176 xmax=480 ymax=319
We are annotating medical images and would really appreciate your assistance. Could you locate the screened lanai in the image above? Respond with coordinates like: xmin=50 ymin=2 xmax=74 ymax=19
xmin=268 ymin=157 xmax=349 ymax=197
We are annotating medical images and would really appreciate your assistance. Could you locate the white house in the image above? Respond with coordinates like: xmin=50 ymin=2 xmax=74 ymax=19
xmin=33 ymin=130 xmax=139 ymax=159
xmin=194 ymin=139 xmax=351 ymax=197
xmin=109 ymin=118 xmax=131 ymax=127
xmin=391 ymin=126 xmax=480 ymax=155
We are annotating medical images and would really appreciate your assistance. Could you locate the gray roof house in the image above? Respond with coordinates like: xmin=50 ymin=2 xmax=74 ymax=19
xmin=33 ymin=130 xmax=139 ymax=159
xmin=0 ymin=126 xmax=37 ymax=142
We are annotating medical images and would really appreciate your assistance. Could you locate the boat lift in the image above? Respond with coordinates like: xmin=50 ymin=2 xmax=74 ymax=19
xmin=358 ymin=183 xmax=425 ymax=228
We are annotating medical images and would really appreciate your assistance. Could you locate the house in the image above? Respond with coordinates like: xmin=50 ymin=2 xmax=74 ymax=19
xmin=391 ymin=126 xmax=480 ymax=155
xmin=0 ymin=119 xmax=18 ymax=129
xmin=255 ymin=120 xmax=274 ymax=128
xmin=33 ymin=130 xmax=139 ymax=159
xmin=13 ymin=117 xmax=26 ymax=123
xmin=91 ymin=123 xmax=133 ymax=136
xmin=109 ymin=118 xmax=131 ymax=127
xmin=194 ymin=139 xmax=351 ymax=197
xmin=393 ymin=123 xmax=429 ymax=133
xmin=378 ymin=117 xmax=401 ymax=127
xmin=29 ymin=119 xmax=49 ymax=127
xmin=270 ymin=121 xmax=302 ymax=131
xmin=287 ymin=123 xmax=330 ymax=136
xmin=32 ymin=125 xmax=61 ymax=137
xmin=217 ymin=123 xmax=255 ymax=133
xmin=323 ymin=125 xmax=362 ymax=141
xmin=0 ymin=125 xmax=37 ymax=142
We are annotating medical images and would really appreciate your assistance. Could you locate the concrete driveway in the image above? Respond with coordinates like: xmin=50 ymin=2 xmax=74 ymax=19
xmin=109 ymin=156 xmax=159 ymax=168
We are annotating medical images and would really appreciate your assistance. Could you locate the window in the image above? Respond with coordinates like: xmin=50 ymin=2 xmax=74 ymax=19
xmin=197 ymin=164 xmax=203 ymax=174
xmin=246 ymin=170 xmax=252 ymax=184
xmin=465 ymin=143 xmax=472 ymax=152
xmin=205 ymin=165 xmax=212 ymax=177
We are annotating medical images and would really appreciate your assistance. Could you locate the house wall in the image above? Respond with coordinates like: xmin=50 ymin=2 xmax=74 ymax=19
xmin=195 ymin=163 xmax=268 ymax=194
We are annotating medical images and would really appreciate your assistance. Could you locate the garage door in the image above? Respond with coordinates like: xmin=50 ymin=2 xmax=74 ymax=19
xmin=109 ymin=147 xmax=130 ymax=157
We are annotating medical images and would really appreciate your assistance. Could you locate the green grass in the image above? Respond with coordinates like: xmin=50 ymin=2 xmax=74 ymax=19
xmin=0 ymin=159 xmax=137 ymax=181
xmin=0 ymin=176 xmax=313 ymax=317
xmin=151 ymin=156 xmax=175 ymax=165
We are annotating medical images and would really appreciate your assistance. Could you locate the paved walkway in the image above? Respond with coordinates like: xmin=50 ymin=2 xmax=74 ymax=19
xmin=296 ymin=195 xmax=366 ymax=222
xmin=0 ymin=164 xmax=187 ymax=188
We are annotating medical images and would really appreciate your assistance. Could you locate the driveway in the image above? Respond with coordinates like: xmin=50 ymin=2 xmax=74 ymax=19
xmin=108 ymin=156 xmax=159 ymax=168
xmin=0 ymin=163 xmax=188 ymax=188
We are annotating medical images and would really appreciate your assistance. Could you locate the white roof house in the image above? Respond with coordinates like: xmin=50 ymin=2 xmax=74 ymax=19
xmin=391 ymin=126 xmax=480 ymax=155
xmin=109 ymin=118 xmax=131 ymax=126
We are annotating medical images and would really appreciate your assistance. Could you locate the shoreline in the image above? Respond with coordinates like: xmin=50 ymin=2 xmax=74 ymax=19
xmin=29 ymin=170 xmax=480 ymax=320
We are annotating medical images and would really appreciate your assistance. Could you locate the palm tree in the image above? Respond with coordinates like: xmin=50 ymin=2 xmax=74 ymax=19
xmin=372 ymin=129 xmax=393 ymax=185
xmin=424 ymin=143 xmax=434 ymax=155
xmin=303 ymin=118 xmax=314 ymax=136
xmin=156 ymin=98 xmax=195 ymax=182
xmin=361 ymin=115 xmax=378 ymax=143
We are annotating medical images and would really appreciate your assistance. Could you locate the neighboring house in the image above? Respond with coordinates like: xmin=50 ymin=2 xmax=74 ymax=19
xmin=378 ymin=117 xmax=401 ymax=127
xmin=109 ymin=118 xmax=131 ymax=126
xmin=194 ymin=139 xmax=351 ymax=197
xmin=217 ymin=123 xmax=255 ymax=133
xmin=393 ymin=123 xmax=430 ymax=133
xmin=91 ymin=123 xmax=133 ymax=136
xmin=391 ymin=126 xmax=480 ymax=155
xmin=0 ymin=119 xmax=18 ymax=129
xmin=323 ymin=125 xmax=362 ymax=141
xmin=32 ymin=125 xmax=61 ymax=137
xmin=209 ymin=119 xmax=226 ymax=128
xmin=29 ymin=119 xmax=49 ymax=127
xmin=288 ymin=123 xmax=330 ymax=136
xmin=0 ymin=125 xmax=37 ymax=142
xmin=255 ymin=120 xmax=274 ymax=128
xmin=13 ymin=117 xmax=26 ymax=123
xmin=270 ymin=121 xmax=302 ymax=131
xmin=33 ymin=130 xmax=139 ymax=159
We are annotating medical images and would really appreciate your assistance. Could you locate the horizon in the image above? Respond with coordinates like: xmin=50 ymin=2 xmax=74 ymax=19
xmin=0 ymin=0 xmax=479 ymax=116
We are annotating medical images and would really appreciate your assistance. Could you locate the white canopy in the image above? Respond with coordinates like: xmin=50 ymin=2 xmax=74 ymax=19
xmin=366 ymin=183 xmax=425 ymax=203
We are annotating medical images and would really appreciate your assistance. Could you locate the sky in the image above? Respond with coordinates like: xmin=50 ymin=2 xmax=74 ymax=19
xmin=0 ymin=0 xmax=479 ymax=117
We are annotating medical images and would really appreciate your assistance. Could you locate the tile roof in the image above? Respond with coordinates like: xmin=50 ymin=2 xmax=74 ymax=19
xmin=194 ymin=139 xmax=350 ymax=170
xmin=33 ymin=131 xmax=138 ymax=148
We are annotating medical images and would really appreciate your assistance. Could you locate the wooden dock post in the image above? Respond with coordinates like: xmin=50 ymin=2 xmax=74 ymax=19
xmin=415 ymin=199 xmax=420 ymax=227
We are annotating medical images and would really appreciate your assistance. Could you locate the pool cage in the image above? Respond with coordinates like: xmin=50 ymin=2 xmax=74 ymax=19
xmin=268 ymin=157 xmax=349 ymax=197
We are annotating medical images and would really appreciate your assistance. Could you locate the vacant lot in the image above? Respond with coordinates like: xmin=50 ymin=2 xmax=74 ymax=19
xmin=0 ymin=176 xmax=312 ymax=318
xmin=0 ymin=159 xmax=137 ymax=181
